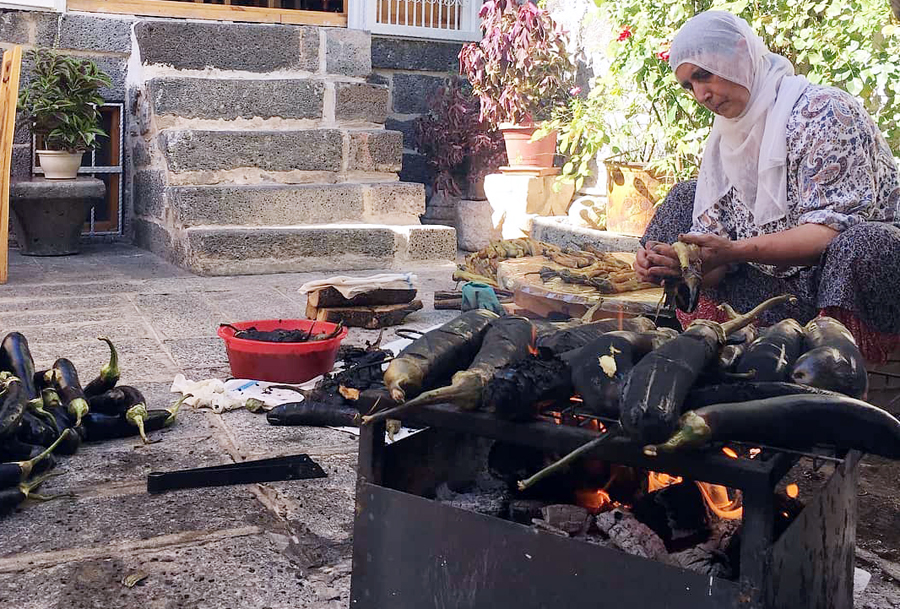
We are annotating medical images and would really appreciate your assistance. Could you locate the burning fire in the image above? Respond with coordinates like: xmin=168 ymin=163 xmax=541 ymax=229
xmin=721 ymin=447 xmax=739 ymax=459
xmin=786 ymin=483 xmax=799 ymax=498
xmin=575 ymin=488 xmax=613 ymax=513
xmin=647 ymin=471 xmax=683 ymax=492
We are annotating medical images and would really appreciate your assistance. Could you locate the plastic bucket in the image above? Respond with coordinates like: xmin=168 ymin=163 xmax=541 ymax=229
xmin=217 ymin=319 xmax=349 ymax=383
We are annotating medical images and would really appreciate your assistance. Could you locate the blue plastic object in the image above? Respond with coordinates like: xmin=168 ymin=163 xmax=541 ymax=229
xmin=461 ymin=282 xmax=505 ymax=316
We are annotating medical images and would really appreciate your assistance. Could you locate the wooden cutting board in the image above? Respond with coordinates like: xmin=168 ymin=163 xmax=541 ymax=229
xmin=496 ymin=255 xmax=670 ymax=320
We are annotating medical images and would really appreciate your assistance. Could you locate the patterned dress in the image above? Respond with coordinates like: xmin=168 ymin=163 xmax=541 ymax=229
xmin=643 ymin=85 xmax=900 ymax=363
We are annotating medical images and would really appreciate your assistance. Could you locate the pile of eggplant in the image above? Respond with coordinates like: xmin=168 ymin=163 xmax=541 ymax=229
xmin=362 ymin=297 xmax=900 ymax=461
xmin=1 ymin=332 xmax=184 ymax=516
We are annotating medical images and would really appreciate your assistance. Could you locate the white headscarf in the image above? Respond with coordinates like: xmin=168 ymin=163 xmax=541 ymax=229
xmin=668 ymin=11 xmax=809 ymax=226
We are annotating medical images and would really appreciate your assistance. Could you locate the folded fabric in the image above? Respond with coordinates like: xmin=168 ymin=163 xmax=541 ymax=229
xmin=298 ymin=273 xmax=417 ymax=299
xmin=170 ymin=373 xmax=243 ymax=414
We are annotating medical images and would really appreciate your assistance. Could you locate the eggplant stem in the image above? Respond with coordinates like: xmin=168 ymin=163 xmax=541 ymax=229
xmin=97 ymin=336 xmax=120 ymax=383
xmin=719 ymin=294 xmax=797 ymax=338
xmin=20 ymin=429 xmax=71 ymax=480
xmin=21 ymin=471 xmax=64 ymax=495
xmin=69 ymin=398 xmax=89 ymax=427
xmin=28 ymin=492 xmax=75 ymax=503
xmin=361 ymin=384 xmax=465 ymax=425
xmin=321 ymin=321 xmax=344 ymax=341
xmin=126 ymin=404 xmax=150 ymax=444
xmin=517 ymin=429 xmax=616 ymax=491
xmin=644 ymin=411 xmax=712 ymax=455
xmin=165 ymin=393 xmax=191 ymax=425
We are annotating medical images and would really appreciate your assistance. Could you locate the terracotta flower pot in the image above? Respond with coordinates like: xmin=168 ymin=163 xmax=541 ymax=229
xmin=499 ymin=123 xmax=557 ymax=169
xmin=37 ymin=150 xmax=83 ymax=179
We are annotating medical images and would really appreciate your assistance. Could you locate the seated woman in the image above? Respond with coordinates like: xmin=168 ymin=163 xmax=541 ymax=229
xmin=634 ymin=10 xmax=900 ymax=363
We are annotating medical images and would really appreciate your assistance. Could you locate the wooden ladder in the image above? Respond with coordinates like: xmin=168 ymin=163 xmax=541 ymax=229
xmin=0 ymin=45 xmax=22 ymax=285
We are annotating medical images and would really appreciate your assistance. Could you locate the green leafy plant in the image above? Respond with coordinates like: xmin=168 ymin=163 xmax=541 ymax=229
xmin=414 ymin=78 xmax=507 ymax=197
xmin=459 ymin=0 xmax=576 ymax=126
xmin=18 ymin=49 xmax=112 ymax=153
xmin=555 ymin=0 xmax=900 ymax=188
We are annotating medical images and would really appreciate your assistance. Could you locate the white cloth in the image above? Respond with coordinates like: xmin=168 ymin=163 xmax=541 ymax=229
xmin=298 ymin=273 xmax=417 ymax=299
xmin=169 ymin=374 xmax=244 ymax=413
xmin=669 ymin=10 xmax=809 ymax=227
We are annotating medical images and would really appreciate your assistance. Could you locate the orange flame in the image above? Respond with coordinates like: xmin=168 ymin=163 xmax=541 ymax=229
xmin=647 ymin=471 xmax=683 ymax=493
xmin=695 ymin=482 xmax=743 ymax=519
xmin=575 ymin=488 xmax=612 ymax=513
xmin=786 ymin=483 xmax=799 ymax=498
xmin=722 ymin=447 xmax=739 ymax=459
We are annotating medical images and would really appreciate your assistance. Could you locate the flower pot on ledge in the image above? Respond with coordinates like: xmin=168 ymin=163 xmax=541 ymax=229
xmin=37 ymin=150 xmax=84 ymax=180
xmin=604 ymin=161 xmax=671 ymax=237
xmin=499 ymin=123 xmax=558 ymax=173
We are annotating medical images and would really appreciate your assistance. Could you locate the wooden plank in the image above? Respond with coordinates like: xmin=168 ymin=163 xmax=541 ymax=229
xmin=311 ymin=300 xmax=424 ymax=329
xmin=0 ymin=46 xmax=22 ymax=285
xmin=307 ymin=286 xmax=417 ymax=308
xmin=67 ymin=0 xmax=348 ymax=26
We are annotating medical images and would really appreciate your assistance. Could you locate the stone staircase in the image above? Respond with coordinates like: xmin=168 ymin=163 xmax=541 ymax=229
xmin=126 ymin=19 xmax=455 ymax=276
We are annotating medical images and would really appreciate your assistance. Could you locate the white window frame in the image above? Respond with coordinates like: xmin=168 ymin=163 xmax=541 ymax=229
xmin=348 ymin=0 xmax=482 ymax=42
xmin=0 ymin=0 xmax=64 ymax=11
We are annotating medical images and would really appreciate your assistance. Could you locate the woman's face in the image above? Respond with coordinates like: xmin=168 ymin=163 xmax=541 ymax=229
xmin=674 ymin=62 xmax=751 ymax=119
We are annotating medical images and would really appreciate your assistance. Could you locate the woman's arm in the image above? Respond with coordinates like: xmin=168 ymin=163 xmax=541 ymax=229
xmin=680 ymin=223 xmax=839 ymax=270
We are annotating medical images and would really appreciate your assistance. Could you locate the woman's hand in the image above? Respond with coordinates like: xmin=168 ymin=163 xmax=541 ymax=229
xmin=634 ymin=241 xmax=682 ymax=284
xmin=677 ymin=232 xmax=737 ymax=271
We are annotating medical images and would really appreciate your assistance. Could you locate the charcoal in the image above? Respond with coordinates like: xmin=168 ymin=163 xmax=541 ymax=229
xmin=508 ymin=499 xmax=547 ymax=524
xmin=669 ymin=546 xmax=733 ymax=578
xmin=531 ymin=518 xmax=571 ymax=537
xmin=435 ymin=480 xmax=508 ymax=517
xmin=632 ymin=481 xmax=710 ymax=551
xmin=596 ymin=508 xmax=670 ymax=562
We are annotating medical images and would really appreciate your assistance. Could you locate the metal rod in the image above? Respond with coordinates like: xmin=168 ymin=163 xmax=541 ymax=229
xmin=729 ymin=441 xmax=844 ymax=464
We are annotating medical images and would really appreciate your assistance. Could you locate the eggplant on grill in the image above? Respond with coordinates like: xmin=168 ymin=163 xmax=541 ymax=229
xmin=790 ymin=316 xmax=868 ymax=399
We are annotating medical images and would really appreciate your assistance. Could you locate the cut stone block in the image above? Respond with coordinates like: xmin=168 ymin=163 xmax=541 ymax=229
xmin=325 ymin=27 xmax=371 ymax=77
xmin=168 ymin=182 xmax=422 ymax=227
xmin=335 ymin=82 xmax=389 ymax=123
xmin=391 ymin=73 xmax=445 ymax=114
xmin=483 ymin=173 xmax=576 ymax=240
xmin=134 ymin=20 xmax=307 ymax=72
xmin=159 ymin=129 xmax=344 ymax=173
xmin=148 ymin=78 xmax=325 ymax=120
xmin=372 ymin=36 xmax=463 ymax=72
xmin=35 ymin=13 xmax=134 ymax=53
xmin=347 ymin=130 xmax=402 ymax=172
xmin=456 ymin=199 xmax=501 ymax=252
xmin=530 ymin=216 xmax=642 ymax=252
xmin=402 ymin=225 xmax=457 ymax=261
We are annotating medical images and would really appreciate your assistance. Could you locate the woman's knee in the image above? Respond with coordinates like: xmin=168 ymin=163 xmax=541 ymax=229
xmin=826 ymin=221 xmax=900 ymax=258
xmin=641 ymin=179 xmax=697 ymax=245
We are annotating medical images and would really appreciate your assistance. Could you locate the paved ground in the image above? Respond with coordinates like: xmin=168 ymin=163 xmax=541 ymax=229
xmin=0 ymin=243 xmax=898 ymax=608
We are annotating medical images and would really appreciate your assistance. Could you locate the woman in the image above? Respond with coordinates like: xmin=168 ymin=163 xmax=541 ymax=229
xmin=634 ymin=10 xmax=900 ymax=362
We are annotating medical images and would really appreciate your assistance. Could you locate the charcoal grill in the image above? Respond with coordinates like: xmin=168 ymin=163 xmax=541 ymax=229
xmin=349 ymin=403 xmax=860 ymax=609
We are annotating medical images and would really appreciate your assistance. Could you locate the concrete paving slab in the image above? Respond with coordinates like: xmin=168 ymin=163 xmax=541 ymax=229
xmin=203 ymin=288 xmax=306 ymax=324
xmin=0 ymin=533 xmax=339 ymax=609
xmin=0 ymin=305 xmax=136 ymax=329
xmin=163 ymin=337 xmax=229 ymax=370
xmin=131 ymin=292 xmax=225 ymax=340
xmin=0 ymin=484 xmax=280 ymax=558
xmin=265 ymin=454 xmax=357 ymax=543
xmin=0 ymin=318 xmax=154 ymax=346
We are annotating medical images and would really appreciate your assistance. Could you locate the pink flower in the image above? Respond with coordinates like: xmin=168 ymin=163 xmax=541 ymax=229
xmin=569 ymin=86 xmax=582 ymax=95
xmin=617 ymin=26 xmax=633 ymax=42
xmin=657 ymin=41 xmax=670 ymax=62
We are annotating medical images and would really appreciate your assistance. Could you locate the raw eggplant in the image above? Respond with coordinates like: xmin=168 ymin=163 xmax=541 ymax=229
xmin=16 ymin=411 xmax=57 ymax=448
xmin=83 ymin=337 xmax=120 ymax=398
xmin=365 ymin=316 xmax=536 ymax=423
xmin=567 ymin=329 xmax=678 ymax=418
xmin=648 ymin=395 xmax=900 ymax=459
xmin=82 ymin=394 xmax=185 ymax=443
xmin=662 ymin=241 xmax=703 ymax=313
xmin=0 ymin=471 xmax=63 ymax=516
xmin=49 ymin=359 xmax=89 ymax=426
xmin=267 ymin=401 xmax=361 ymax=427
xmin=0 ymin=333 xmax=38 ymax=400
xmin=535 ymin=316 xmax=657 ymax=359
xmin=0 ymin=430 xmax=70 ymax=489
xmin=790 ymin=316 xmax=868 ymax=399
xmin=620 ymin=295 xmax=795 ymax=445
xmin=87 ymin=388 xmax=127 ymax=414
xmin=685 ymin=381 xmax=844 ymax=410
xmin=41 ymin=388 xmax=62 ymax=410
xmin=0 ymin=377 xmax=27 ymax=440
xmin=383 ymin=309 xmax=499 ymax=402
xmin=0 ymin=439 xmax=57 ymax=474
xmin=735 ymin=319 xmax=805 ymax=382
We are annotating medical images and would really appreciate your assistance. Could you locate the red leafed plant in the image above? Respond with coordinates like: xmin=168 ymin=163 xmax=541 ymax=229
xmin=458 ymin=0 xmax=575 ymax=127
xmin=415 ymin=78 xmax=507 ymax=197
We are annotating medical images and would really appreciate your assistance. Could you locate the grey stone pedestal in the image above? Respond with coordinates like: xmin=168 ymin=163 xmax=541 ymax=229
xmin=10 ymin=177 xmax=106 ymax=256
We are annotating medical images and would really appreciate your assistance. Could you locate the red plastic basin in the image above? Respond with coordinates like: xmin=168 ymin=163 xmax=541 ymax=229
xmin=217 ymin=319 xmax=349 ymax=383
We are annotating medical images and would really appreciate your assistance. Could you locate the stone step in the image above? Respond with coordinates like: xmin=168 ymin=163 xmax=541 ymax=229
xmin=147 ymin=78 xmax=389 ymax=123
xmin=158 ymin=129 xmax=402 ymax=174
xmin=530 ymin=216 xmax=642 ymax=253
xmin=166 ymin=182 xmax=424 ymax=227
xmin=134 ymin=20 xmax=371 ymax=77
xmin=134 ymin=223 xmax=456 ymax=276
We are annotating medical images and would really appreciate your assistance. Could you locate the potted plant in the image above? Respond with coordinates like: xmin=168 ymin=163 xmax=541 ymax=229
xmin=414 ymin=78 xmax=507 ymax=201
xmin=459 ymin=0 xmax=576 ymax=170
xmin=18 ymin=49 xmax=112 ymax=179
